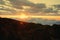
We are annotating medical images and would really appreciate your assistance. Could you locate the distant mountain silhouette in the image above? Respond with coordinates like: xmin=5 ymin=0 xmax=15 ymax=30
xmin=0 ymin=18 xmax=60 ymax=40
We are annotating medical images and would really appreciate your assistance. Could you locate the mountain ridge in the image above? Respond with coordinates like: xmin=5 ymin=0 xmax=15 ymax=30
xmin=0 ymin=18 xmax=60 ymax=40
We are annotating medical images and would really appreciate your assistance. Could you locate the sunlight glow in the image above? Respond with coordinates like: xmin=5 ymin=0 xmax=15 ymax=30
xmin=19 ymin=14 xmax=29 ymax=19
xmin=0 ymin=14 xmax=60 ymax=21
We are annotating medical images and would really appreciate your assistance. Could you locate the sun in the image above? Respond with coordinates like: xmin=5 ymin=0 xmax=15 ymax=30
xmin=15 ymin=11 xmax=31 ymax=21
xmin=20 ymin=14 xmax=28 ymax=19
xmin=19 ymin=13 xmax=30 ymax=21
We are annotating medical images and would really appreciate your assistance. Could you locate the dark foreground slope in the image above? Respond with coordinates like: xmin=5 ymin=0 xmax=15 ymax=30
xmin=0 ymin=18 xmax=60 ymax=40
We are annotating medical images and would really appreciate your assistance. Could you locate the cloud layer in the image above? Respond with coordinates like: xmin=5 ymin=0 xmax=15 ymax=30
xmin=0 ymin=0 xmax=60 ymax=15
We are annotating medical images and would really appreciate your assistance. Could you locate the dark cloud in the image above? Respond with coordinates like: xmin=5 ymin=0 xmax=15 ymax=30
xmin=26 ymin=8 xmax=41 ymax=13
xmin=9 ymin=0 xmax=35 ymax=9
xmin=53 ymin=4 xmax=60 ymax=10
xmin=9 ymin=0 xmax=46 ymax=13
xmin=26 ymin=3 xmax=46 ymax=13
xmin=35 ymin=3 xmax=46 ymax=9
xmin=42 ymin=8 xmax=58 ymax=13
xmin=43 ymin=8 xmax=53 ymax=13
xmin=0 ymin=0 xmax=5 ymax=4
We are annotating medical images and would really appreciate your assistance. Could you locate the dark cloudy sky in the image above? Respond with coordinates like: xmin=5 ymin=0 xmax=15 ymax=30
xmin=0 ymin=0 xmax=60 ymax=25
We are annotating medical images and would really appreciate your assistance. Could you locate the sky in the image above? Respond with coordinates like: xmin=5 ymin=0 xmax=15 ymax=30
xmin=0 ymin=0 xmax=60 ymax=15
xmin=29 ymin=0 xmax=60 ymax=6
xmin=0 ymin=0 xmax=60 ymax=25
